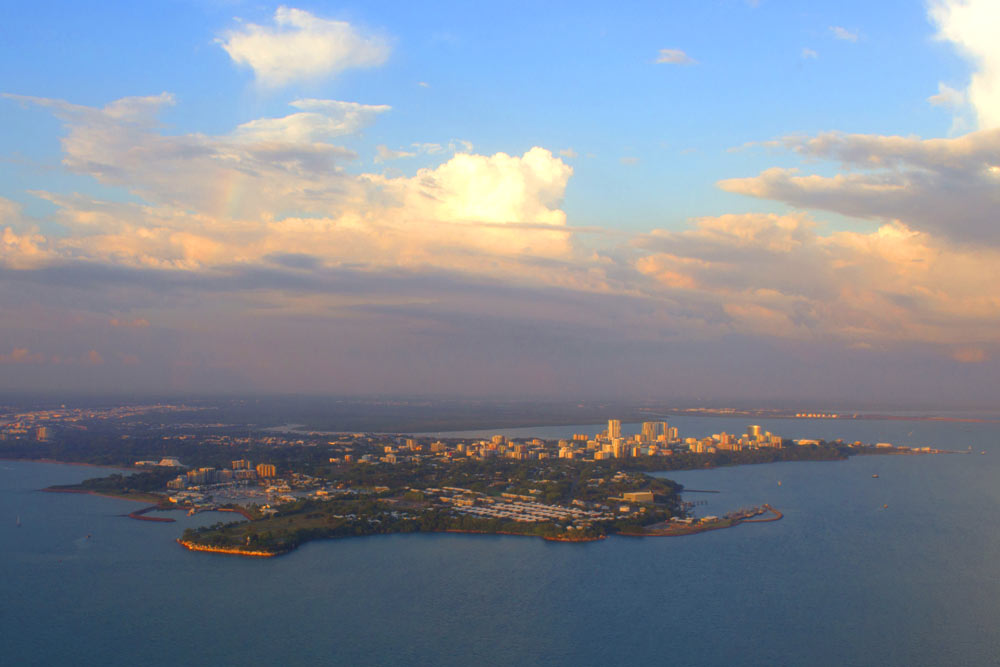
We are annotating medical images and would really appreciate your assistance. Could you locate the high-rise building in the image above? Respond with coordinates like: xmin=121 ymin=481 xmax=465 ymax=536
xmin=747 ymin=425 xmax=762 ymax=439
xmin=641 ymin=422 xmax=659 ymax=442
xmin=612 ymin=439 xmax=626 ymax=458
xmin=608 ymin=419 xmax=622 ymax=440
xmin=256 ymin=463 xmax=276 ymax=478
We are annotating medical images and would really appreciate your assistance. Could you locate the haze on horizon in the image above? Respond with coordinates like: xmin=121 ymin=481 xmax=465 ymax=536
xmin=1 ymin=1 xmax=999 ymax=407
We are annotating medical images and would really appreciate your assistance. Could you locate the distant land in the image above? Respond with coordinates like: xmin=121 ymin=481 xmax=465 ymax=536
xmin=2 ymin=394 xmax=997 ymax=435
xmin=0 ymin=397 xmax=947 ymax=557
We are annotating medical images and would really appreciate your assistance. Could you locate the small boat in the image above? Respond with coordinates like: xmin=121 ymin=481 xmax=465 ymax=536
xmin=872 ymin=474 xmax=879 ymax=478
xmin=777 ymin=481 xmax=781 ymax=486
xmin=16 ymin=515 xmax=21 ymax=527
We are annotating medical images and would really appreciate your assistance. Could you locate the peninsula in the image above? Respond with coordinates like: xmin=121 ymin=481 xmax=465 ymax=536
xmin=15 ymin=414 xmax=939 ymax=557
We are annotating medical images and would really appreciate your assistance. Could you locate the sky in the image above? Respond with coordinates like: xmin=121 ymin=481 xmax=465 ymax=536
xmin=1 ymin=0 xmax=999 ymax=406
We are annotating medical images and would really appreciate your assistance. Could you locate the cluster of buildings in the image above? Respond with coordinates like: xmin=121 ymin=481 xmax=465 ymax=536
xmin=165 ymin=459 xmax=278 ymax=490
xmin=0 ymin=425 xmax=51 ymax=441
xmin=0 ymin=403 xmax=208 ymax=441
xmin=357 ymin=420 xmax=794 ymax=465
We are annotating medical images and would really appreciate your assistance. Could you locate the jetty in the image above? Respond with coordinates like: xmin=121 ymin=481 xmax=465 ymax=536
xmin=620 ymin=504 xmax=782 ymax=537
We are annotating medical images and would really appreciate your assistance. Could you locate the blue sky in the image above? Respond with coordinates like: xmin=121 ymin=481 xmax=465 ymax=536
xmin=1 ymin=0 xmax=964 ymax=228
xmin=1 ymin=1 xmax=999 ymax=404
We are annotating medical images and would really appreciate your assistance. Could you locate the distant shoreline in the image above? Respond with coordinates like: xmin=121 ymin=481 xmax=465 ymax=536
xmin=2 ymin=457 xmax=133 ymax=470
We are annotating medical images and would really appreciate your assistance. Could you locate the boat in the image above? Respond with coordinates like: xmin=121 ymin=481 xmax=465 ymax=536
xmin=16 ymin=515 xmax=21 ymax=527
xmin=872 ymin=474 xmax=879 ymax=478
xmin=777 ymin=481 xmax=781 ymax=486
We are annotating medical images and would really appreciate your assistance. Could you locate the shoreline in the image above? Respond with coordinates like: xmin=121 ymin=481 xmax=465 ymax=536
xmin=176 ymin=539 xmax=284 ymax=558
xmin=42 ymin=486 xmax=168 ymax=505
xmin=128 ymin=505 xmax=176 ymax=523
xmin=176 ymin=510 xmax=777 ymax=558
xmin=3 ymin=457 xmax=133 ymax=471
xmin=619 ymin=504 xmax=783 ymax=538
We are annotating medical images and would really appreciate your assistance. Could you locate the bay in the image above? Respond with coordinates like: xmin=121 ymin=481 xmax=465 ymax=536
xmin=2 ymin=416 xmax=1000 ymax=666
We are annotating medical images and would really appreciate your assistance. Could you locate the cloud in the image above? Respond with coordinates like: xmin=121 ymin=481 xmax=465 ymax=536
xmin=656 ymin=49 xmax=695 ymax=65
xmin=802 ymin=48 xmax=819 ymax=59
xmin=366 ymin=147 xmax=575 ymax=258
xmin=558 ymin=148 xmax=578 ymax=159
xmin=233 ymin=99 xmax=391 ymax=142
xmin=927 ymin=81 xmax=966 ymax=109
xmin=718 ymin=128 xmax=1000 ymax=243
xmin=2 ymin=203 xmax=50 ymax=268
xmin=930 ymin=0 xmax=1000 ymax=129
xmin=374 ymin=145 xmax=415 ymax=163
xmin=417 ymin=81 xmax=430 ymax=88
xmin=12 ymin=94 xmax=372 ymax=224
xmin=830 ymin=26 xmax=859 ymax=42
xmin=620 ymin=156 xmax=640 ymax=165
xmin=952 ymin=346 xmax=988 ymax=363
xmin=217 ymin=6 xmax=390 ymax=87
xmin=0 ymin=347 xmax=45 ymax=364
xmin=110 ymin=317 xmax=150 ymax=328
xmin=634 ymin=213 xmax=1000 ymax=347
xmin=6 ymin=94 xmax=579 ymax=277
xmin=7 ymin=91 xmax=1000 ymax=397
xmin=412 ymin=142 xmax=444 ymax=154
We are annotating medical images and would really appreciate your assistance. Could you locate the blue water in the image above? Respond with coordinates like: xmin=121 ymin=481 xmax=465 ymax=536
xmin=3 ymin=417 xmax=1000 ymax=666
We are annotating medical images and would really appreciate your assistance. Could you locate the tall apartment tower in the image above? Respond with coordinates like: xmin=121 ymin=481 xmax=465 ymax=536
xmin=608 ymin=419 xmax=622 ymax=440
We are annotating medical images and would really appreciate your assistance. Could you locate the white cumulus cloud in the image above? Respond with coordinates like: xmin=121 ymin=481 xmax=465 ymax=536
xmin=930 ymin=0 xmax=1000 ymax=129
xmin=218 ymin=6 xmax=390 ymax=87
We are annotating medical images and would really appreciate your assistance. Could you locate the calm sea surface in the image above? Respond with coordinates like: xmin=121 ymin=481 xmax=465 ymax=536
xmin=3 ymin=417 xmax=1000 ymax=666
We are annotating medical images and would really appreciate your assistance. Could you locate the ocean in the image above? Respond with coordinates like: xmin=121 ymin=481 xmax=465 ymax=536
xmin=3 ymin=416 xmax=1000 ymax=666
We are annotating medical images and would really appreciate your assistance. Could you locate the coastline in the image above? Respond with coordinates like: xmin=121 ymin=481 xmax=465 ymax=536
xmin=619 ymin=504 xmax=783 ymax=538
xmin=176 ymin=539 xmax=284 ymax=558
xmin=175 ymin=510 xmax=779 ymax=559
xmin=42 ymin=486 xmax=167 ymax=505
xmin=128 ymin=505 xmax=176 ymax=523
xmin=3 ymin=457 xmax=133 ymax=471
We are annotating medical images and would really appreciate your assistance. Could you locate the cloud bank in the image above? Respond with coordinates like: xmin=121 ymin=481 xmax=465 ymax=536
xmin=4 ymin=0 xmax=1000 ymax=400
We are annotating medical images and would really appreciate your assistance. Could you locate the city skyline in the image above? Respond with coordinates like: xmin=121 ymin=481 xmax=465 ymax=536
xmin=2 ymin=1 xmax=999 ymax=405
